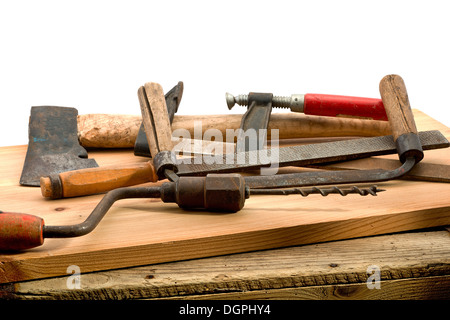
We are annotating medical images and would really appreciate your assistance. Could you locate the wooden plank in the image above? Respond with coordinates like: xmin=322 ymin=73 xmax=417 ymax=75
xmin=2 ymin=230 xmax=449 ymax=299
xmin=162 ymin=276 xmax=450 ymax=300
xmin=0 ymin=110 xmax=449 ymax=284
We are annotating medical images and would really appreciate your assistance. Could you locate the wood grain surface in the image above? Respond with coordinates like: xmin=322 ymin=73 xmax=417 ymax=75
xmin=379 ymin=75 xmax=418 ymax=140
xmin=0 ymin=110 xmax=449 ymax=284
xmin=2 ymin=230 xmax=449 ymax=300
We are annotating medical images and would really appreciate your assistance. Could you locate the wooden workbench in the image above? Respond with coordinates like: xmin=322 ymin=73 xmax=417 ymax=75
xmin=0 ymin=110 xmax=449 ymax=300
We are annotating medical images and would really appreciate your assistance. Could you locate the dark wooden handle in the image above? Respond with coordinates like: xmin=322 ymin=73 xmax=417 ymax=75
xmin=379 ymin=74 xmax=418 ymax=141
xmin=40 ymin=162 xmax=158 ymax=199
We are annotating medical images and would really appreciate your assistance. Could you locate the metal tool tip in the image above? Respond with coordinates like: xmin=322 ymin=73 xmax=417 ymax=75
xmin=225 ymin=92 xmax=235 ymax=110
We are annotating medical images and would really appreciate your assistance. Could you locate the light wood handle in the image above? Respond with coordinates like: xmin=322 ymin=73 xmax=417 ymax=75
xmin=77 ymin=113 xmax=392 ymax=148
xmin=379 ymin=74 xmax=423 ymax=163
xmin=78 ymin=114 xmax=143 ymax=148
xmin=379 ymin=74 xmax=418 ymax=141
xmin=40 ymin=162 xmax=158 ymax=199
xmin=139 ymin=82 xmax=174 ymax=154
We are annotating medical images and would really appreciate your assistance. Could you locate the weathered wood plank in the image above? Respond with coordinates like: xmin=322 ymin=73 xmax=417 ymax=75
xmin=161 ymin=276 xmax=450 ymax=300
xmin=2 ymin=230 xmax=449 ymax=300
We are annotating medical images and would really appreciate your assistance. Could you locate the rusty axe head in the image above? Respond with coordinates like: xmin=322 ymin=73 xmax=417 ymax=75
xmin=19 ymin=106 xmax=98 ymax=186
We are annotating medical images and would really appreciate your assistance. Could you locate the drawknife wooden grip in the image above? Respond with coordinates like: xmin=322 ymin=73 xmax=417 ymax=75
xmin=40 ymin=162 xmax=158 ymax=199
xmin=138 ymin=82 xmax=174 ymax=155
xmin=379 ymin=75 xmax=418 ymax=140
xmin=379 ymin=74 xmax=423 ymax=163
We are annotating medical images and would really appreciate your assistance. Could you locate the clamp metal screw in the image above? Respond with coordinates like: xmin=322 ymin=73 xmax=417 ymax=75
xmin=226 ymin=93 xmax=305 ymax=113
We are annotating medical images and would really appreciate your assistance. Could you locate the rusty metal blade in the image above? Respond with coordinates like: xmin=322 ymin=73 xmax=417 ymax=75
xmin=20 ymin=106 xmax=98 ymax=186
xmin=175 ymin=130 xmax=449 ymax=176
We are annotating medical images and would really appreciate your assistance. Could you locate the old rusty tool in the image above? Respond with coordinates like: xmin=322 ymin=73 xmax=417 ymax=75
xmin=177 ymin=131 xmax=444 ymax=176
xmin=0 ymin=174 xmax=384 ymax=251
xmin=235 ymin=92 xmax=273 ymax=152
xmin=134 ymin=81 xmax=183 ymax=157
xmin=77 ymin=110 xmax=392 ymax=149
xmin=137 ymin=82 xmax=179 ymax=182
xmin=35 ymin=83 xmax=180 ymax=198
xmin=74 ymin=82 xmax=182 ymax=150
xmin=19 ymin=106 xmax=99 ymax=186
xmin=306 ymin=158 xmax=450 ymax=183
xmin=20 ymin=83 xmax=182 ymax=190
xmin=232 ymin=91 xmax=387 ymax=153
xmin=239 ymin=74 xmax=426 ymax=189
xmin=39 ymin=129 xmax=448 ymax=198
xmin=226 ymin=91 xmax=388 ymax=120
xmin=224 ymin=88 xmax=450 ymax=183
xmin=0 ymin=74 xmax=447 ymax=251
xmin=39 ymin=78 xmax=449 ymax=199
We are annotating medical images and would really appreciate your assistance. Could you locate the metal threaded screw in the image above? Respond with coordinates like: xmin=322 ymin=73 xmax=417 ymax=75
xmin=249 ymin=185 xmax=385 ymax=197
xmin=226 ymin=93 xmax=305 ymax=113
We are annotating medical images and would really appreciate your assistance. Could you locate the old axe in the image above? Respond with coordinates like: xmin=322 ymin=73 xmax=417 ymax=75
xmin=19 ymin=82 xmax=184 ymax=187
xmin=19 ymin=106 xmax=99 ymax=186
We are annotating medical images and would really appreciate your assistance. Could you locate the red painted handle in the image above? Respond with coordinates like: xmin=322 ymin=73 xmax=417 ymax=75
xmin=304 ymin=94 xmax=388 ymax=121
xmin=0 ymin=212 xmax=44 ymax=251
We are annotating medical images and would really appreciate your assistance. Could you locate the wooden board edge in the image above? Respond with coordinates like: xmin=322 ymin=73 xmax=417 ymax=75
xmin=1 ymin=206 xmax=450 ymax=284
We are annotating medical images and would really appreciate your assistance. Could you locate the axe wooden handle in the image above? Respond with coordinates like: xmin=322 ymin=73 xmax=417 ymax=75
xmin=77 ymin=113 xmax=391 ymax=148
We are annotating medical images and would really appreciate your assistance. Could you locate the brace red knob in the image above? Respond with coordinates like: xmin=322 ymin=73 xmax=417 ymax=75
xmin=0 ymin=212 xmax=44 ymax=251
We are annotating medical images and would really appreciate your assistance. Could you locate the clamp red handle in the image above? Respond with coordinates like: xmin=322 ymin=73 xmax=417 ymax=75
xmin=0 ymin=212 xmax=44 ymax=251
xmin=304 ymin=94 xmax=388 ymax=121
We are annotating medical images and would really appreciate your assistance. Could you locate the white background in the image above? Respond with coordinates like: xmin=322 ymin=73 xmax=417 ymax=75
xmin=1 ymin=0 xmax=449 ymax=147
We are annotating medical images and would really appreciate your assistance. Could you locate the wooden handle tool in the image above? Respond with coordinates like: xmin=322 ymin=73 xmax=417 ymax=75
xmin=40 ymin=83 xmax=397 ymax=199
xmin=41 ymin=82 xmax=177 ymax=199
xmin=379 ymin=74 xmax=424 ymax=163
xmin=77 ymin=113 xmax=392 ymax=148
xmin=40 ymin=162 xmax=158 ymax=199
xmin=138 ymin=82 xmax=178 ymax=180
